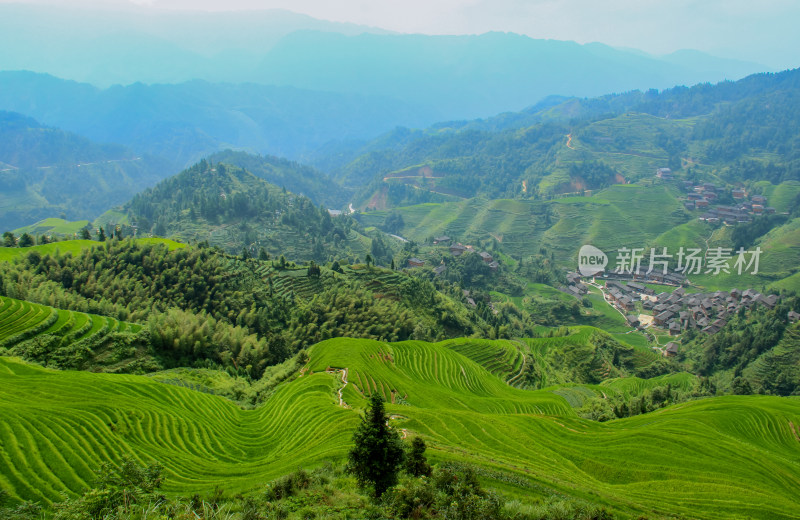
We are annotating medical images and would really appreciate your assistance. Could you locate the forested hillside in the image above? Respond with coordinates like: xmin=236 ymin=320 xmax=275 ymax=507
xmin=332 ymin=68 xmax=800 ymax=208
xmin=207 ymin=150 xmax=350 ymax=209
xmin=124 ymin=160 xmax=364 ymax=258
xmin=0 ymin=111 xmax=170 ymax=230
xmin=0 ymin=239 xmax=547 ymax=379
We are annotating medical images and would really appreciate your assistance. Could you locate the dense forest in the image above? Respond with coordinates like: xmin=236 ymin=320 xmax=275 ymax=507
xmin=331 ymin=68 xmax=800 ymax=208
xmin=125 ymin=160 xmax=367 ymax=259
xmin=0 ymin=240 xmax=544 ymax=379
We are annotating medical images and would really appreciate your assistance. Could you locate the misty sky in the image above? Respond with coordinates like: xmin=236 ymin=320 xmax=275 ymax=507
xmin=5 ymin=0 xmax=800 ymax=69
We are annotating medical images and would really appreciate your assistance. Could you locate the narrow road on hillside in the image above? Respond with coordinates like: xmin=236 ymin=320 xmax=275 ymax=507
xmin=566 ymin=134 xmax=576 ymax=150
xmin=338 ymin=368 xmax=349 ymax=408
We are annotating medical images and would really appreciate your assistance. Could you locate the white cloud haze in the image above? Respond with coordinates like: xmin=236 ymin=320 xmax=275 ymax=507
xmin=2 ymin=0 xmax=799 ymax=68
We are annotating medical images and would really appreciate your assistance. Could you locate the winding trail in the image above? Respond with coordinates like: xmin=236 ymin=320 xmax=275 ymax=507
xmin=566 ymin=133 xmax=576 ymax=150
xmin=328 ymin=368 xmax=350 ymax=408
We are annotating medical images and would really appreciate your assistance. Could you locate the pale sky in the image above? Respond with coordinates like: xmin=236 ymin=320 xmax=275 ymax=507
xmin=5 ymin=0 xmax=800 ymax=69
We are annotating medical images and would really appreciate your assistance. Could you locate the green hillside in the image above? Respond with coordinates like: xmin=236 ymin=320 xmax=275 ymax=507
xmin=124 ymin=159 xmax=377 ymax=260
xmin=2 ymin=338 xmax=800 ymax=519
xmin=335 ymin=68 xmax=800 ymax=209
xmin=0 ymin=295 xmax=150 ymax=372
xmin=359 ymin=184 xmax=689 ymax=265
xmin=0 ymin=111 xmax=172 ymax=231
xmin=0 ymin=237 xmax=185 ymax=263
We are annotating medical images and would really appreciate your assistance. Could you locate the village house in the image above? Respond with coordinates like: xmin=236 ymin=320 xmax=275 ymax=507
xmin=408 ymin=257 xmax=425 ymax=267
xmin=449 ymin=244 xmax=467 ymax=256
xmin=479 ymin=251 xmax=493 ymax=263
xmin=656 ymin=168 xmax=673 ymax=179
xmin=732 ymin=188 xmax=745 ymax=199
xmin=627 ymin=282 xmax=646 ymax=293
xmin=664 ymin=342 xmax=679 ymax=356
xmin=654 ymin=310 xmax=674 ymax=326
xmin=433 ymin=236 xmax=451 ymax=245
xmin=433 ymin=264 xmax=446 ymax=276
xmin=669 ymin=322 xmax=681 ymax=335
xmin=618 ymin=296 xmax=635 ymax=311
xmin=751 ymin=194 xmax=767 ymax=204
xmin=488 ymin=261 xmax=500 ymax=272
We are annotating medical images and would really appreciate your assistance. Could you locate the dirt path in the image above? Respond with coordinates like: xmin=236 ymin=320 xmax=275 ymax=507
xmin=327 ymin=368 xmax=350 ymax=408
xmin=566 ymin=133 xmax=576 ymax=150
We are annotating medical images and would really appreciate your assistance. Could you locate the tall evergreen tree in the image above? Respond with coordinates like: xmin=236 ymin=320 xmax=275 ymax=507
xmin=347 ymin=394 xmax=405 ymax=497
xmin=405 ymin=437 xmax=432 ymax=477
xmin=18 ymin=233 xmax=34 ymax=247
xmin=2 ymin=231 xmax=16 ymax=247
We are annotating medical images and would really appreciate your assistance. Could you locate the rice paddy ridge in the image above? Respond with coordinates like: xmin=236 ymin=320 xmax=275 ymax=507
xmin=2 ymin=339 xmax=800 ymax=518
xmin=0 ymin=296 xmax=143 ymax=369
xmin=0 ymin=357 xmax=356 ymax=505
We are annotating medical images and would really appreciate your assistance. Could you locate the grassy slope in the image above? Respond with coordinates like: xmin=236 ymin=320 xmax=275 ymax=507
xmin=2 ymin=338 xmax=800 ymax=518
xmin=0 ymin=238 xmax=185 ymax=262
xmin=0 ymin=296 xmax=146 ymax=371
xmin=360 ymin=181 xmax=800 ymax=292
xmin=359 ymin=184 xmax=688 ymax=266
xmin=12 ymin=218 xmax=90 ymax=237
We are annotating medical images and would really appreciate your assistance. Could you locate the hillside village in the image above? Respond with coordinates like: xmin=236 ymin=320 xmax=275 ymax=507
xmin=656 ymin=167 xmax=779 ymax=223
xmin=564 ymin=268 xmax=795 ymax=357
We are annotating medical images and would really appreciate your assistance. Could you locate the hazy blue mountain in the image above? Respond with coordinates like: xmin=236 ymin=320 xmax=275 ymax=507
xmin=0 ymin=72 xmax=432 ymax=167
xmin=0 ymin=4 xmax=387 ymax=87
xmin=0 ymin=5 xmax=768 ymax=124
xmin=0 ymin=111 xmax=171 ymax=230
xmin=254 ymin=31 xmax=768 ymax=120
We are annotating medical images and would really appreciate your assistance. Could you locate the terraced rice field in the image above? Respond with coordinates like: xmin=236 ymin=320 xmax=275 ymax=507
xmin=360 ymin=183 xmax=690 ymax=265
xmin=2 ymin=337 xmax=800 ymax=518
xmin=0 ymin=296 xmax=141 ymax=352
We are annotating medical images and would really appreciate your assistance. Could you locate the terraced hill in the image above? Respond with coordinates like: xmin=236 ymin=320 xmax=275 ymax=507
xmin=2 ymin=338 xmax=800 ymax=518
xmin=0 ymin=237 xmax=185 ymax=263
xmin=0 ymin=296 xmax=150 ymax=372
xmin=358 ymin=184 xmax=688 ymax=264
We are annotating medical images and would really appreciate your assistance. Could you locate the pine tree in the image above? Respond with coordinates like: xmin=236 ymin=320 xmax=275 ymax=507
xmin=18 ymin=233 xmax=34 ymax=247
xmin=98 ymin=228 xmax=106 ymax=241
xmin=2 ymin=231 xmax=16 ymax=247
xmin=347 ymin=394 xmax=405 ymax=497
xmin=405 ymin=437 xmax=432 ymax=477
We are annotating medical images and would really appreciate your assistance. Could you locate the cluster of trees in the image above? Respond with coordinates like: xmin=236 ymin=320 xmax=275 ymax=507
xmin=345 ymin=122 xmax=569 ymax=206
xmin=1 ymin=225 xmax=125 ymax=248
xmin=126 ymin=160 xmax=363 ymax=261
xmin=731 ymin=214 xmax=789 ymax=250
xmin=680 ymin=295 xmax=800 ymax=395
xmin=577 ymin=380 xmax=714 ymax=422
xmin=0 ymin=240 xmax=519 ymax=376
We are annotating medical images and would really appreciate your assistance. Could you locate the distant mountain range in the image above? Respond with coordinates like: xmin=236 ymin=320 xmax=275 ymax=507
xmin=0 ymin=5 xmax=771 ymax=123
xmin=0 ymin=71 xmax=430 ymax=167
xmin=0 ymin=111 xmax=170 ymax=230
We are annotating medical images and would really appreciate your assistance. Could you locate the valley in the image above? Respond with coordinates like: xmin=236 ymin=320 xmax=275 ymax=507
xmin=1 ymin=8 xmax=799 ymax=518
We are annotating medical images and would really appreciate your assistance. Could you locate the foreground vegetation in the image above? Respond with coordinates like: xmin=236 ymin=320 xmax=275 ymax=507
xmin=2 ymin=335 xmax=800 ymax=519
